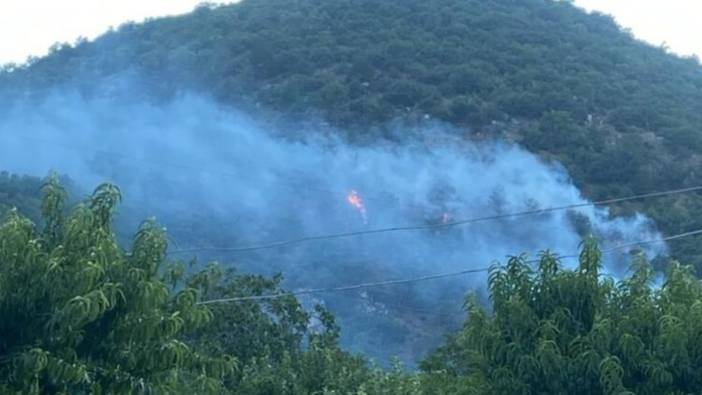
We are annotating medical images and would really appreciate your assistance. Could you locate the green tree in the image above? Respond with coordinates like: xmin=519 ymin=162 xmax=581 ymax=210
xmin=0 ymin=175 xmax=418 ymax=394
xmin=0 ymin=175 xmax=234 ymax=394
xmin=422 ymin=240 xmax=702 ymax=394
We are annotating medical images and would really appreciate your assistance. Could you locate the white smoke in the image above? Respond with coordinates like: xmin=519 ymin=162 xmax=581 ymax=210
xmin=0 ymin=89 xmax=664 ymax=365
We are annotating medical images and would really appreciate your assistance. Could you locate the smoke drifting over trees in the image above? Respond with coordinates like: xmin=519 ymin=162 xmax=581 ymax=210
xmin=0 ymin=84 xmax=663 ymax=363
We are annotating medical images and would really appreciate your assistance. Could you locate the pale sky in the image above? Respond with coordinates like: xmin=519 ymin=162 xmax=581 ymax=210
xmin=574 ymin=0 xmax=701 ymax=59
xmin=0 ymin=1 xmax=228 ymax=65
xmin=0 ymin=0 xmax=700 ymax=65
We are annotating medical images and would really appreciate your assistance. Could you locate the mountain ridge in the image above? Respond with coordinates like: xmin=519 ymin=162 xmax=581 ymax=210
xmin=3 ymin=0 xmax=702 ymax=265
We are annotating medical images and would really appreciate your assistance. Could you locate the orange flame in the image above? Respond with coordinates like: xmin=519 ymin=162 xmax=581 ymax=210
xmin=347 ymin=190 xmax=363 ymax=209
xmin=347 ymin=190 xmax=367 ymax=223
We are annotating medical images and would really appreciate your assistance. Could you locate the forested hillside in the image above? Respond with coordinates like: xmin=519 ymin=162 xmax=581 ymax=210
xmin=0 ymin=172 xmax=41 ymax=221
xmin=3 ymin=0 xmax=702 ymax=266
xmin=5 ymin=0 xmax=702 ymax=391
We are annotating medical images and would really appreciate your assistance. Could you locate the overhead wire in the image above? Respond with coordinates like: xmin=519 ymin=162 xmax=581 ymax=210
xmin=7 ymin=134 xmax=702 ymax=256
xmin=195 ymin=228 xmax=702 ymax=305
xmin=171 ymin=185 xmax=702 ymax=254
xmin=7 ymin=136 xmax=702 ymax=306
xmin=340 ymin=292 xmax=465 ymax=319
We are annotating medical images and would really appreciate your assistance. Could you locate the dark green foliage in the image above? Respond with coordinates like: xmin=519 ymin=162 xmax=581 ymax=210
xmin=422 ymin=241 xmax=702 ymax=394
xmin=0 ymin=176 xmax=233 ymax=394
xmin=0 ymin=176 xmax=417 ymax=393
xmin=184 ymin=265 xmax=419 ymax=394
xmin=4 ymin=177 xmax=702 ymax=393
xmin=0 ymin=171 xmax=42 ymax=223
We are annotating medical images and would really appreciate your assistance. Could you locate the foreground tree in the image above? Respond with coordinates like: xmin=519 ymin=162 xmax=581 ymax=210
xmin=0 ymin=175 xmax=416 ymax=394
xmin=0 ymin=175 xmax=235 ymax=393
xmin=422 ymin=242 xmax=702 ymax=394
xmin=11 ymin=174 xmax=702 ymax=394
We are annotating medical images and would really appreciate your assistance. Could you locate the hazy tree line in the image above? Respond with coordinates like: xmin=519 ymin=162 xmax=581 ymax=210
xmin=0 ymin=172 xmax=43 ymax=223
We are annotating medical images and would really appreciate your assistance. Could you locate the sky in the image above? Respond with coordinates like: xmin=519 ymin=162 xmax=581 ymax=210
xmin=574 ymin=0 xmax=701 ymax=59
xmin=0 ymin=0 xmax=700 ymax=65
xmin=0 ymin=1 xmax=230 ymax=65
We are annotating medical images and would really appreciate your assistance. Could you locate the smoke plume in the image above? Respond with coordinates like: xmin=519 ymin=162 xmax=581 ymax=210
xmin=0 ymin=86 xmax=663 ymax=365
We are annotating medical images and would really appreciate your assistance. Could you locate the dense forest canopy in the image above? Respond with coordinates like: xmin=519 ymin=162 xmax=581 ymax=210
xmin=2 ymin=0 xmax=702 ymax=267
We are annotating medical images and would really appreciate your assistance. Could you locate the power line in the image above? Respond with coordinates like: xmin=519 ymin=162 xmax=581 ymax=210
xmin=195 ymin=228 xmax=702 ymax=305
xmin=341 ymin=293 xmax=465 ymax=319
xmin=7 ymin=134 xmax=702 ymax=256
xmin=600 ymin=228 xmax=702 ymax=253
xmin=172 ymin=185 xmax=702 ymax=254
xmin=198 ymin=267 xmax=490 ymax=305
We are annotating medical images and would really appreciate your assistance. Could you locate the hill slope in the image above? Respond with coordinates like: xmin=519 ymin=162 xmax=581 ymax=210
xmin=0 ymin=172 xmax=42 ymax=221
xmin=3 ymin=0 xmax=702 ymax=263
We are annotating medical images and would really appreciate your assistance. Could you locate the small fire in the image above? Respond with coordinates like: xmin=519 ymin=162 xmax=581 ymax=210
xmin=347 ymin=190 xmax=368 ymax=223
